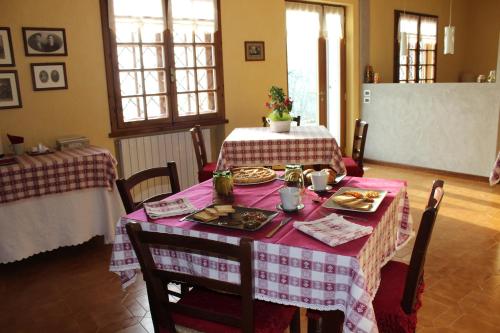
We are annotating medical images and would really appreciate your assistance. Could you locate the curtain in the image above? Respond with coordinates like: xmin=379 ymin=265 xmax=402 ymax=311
xmin=322 ymin=6 xmax=344 ymax=39
xmin=398 ymin=13 xmax=419 ymax=36
xmin=420 ymin=16 xmax=437 ymax=49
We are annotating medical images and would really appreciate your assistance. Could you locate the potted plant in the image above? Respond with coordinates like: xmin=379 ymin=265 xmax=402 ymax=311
xmin=265 ymin=86 xmax=293 ymax=133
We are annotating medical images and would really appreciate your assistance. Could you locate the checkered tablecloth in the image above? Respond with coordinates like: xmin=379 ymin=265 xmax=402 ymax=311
xmin=490 ymin=152 xmax=500 ymax=186
xmin=109 ymin=177 xmax=411 ymax=333
xmin=0 ymin=146 xmax=117 ymax=203
xmin=216 ymin=126 xmax=346 ymax=174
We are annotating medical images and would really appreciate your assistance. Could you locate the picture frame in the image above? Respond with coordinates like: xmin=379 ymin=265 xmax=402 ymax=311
xmin=30 ymin=62 xmax=68 ymax=91
xmin=0 ymin=27 xmax=15 ymax=66
xmin=22 ymin=27 xmax=68 ymax=56
xmin=0 ymin=70 xmax=22 ymax=110
xmin=244 ymin=41 xmax=265 ymax=61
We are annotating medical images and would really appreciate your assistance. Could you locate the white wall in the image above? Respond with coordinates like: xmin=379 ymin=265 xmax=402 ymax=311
xmin=362 ymin=83 xmax=500 ymax=176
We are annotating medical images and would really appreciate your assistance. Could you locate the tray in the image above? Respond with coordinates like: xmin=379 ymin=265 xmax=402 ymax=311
xmin=322 ymin=187 xmax=387 ymax=213
xmin=182 ymin=204 xmax=279 ymax=231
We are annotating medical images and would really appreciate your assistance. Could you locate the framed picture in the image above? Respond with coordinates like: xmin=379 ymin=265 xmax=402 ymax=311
xmin=22 ymin=27 xmax=67 ymax=56
xmin=30 ymin=62 xmax=68 ymax=91
xmin=0 ymin=70 xmax=22 ymax=109
xmin=0 ymin=27 xmax=15 ymax=66
xmin=244 ymin=41 xmax=265 ymax=61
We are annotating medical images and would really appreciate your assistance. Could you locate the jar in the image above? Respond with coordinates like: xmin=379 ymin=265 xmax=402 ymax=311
xmin=283 ymin=164 xmax=305 ymax=202
xmin=213 ymin=170 xmax=234 ymax=203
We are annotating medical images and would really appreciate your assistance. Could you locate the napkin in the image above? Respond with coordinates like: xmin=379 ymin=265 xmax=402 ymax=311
xmin=7 ymin=134 xmax=24 ymax=144
xmin=293 ymin=213 xmax=373 ymax=247
xmin=143 ymin=198 xmax=197 ymax=219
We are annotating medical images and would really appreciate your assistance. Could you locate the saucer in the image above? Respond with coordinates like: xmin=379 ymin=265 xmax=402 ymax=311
xmin=307 ymin=185 xmax=332 ymax=192
xmin=276 ymin=203 xmax=304 ymax=213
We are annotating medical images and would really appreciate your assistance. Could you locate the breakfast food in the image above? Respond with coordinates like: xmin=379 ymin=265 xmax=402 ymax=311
xmin=344 ymin=191 xmax=364 ymax=199
xmin=240 ymin=211 xmax=267 ymax=223
xmin=193 ymin=210 xmax=218 ymax=222
xmin=366 ymin=191 xmax=380 ymax=198
xmin=232 ymin=167 xmax=276 ymax=184
xmin=214 ymin=205 xmax=236 ymax=214
xmin=321 ymin=168 xmax=337 ymax=184
xmin=303 ymin=169 xmax=315 ymax=184
xmin=332 ymin=196 xmax=372 ymax=211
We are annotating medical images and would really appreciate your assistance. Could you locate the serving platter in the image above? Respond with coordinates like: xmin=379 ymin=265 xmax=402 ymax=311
xmin=322 ymin=187 xmax=387 ymax=213
xmin=182 ymin=204 xmax=279 ymax=231
xmin=26 ymin=149 xmax=54 ymax=156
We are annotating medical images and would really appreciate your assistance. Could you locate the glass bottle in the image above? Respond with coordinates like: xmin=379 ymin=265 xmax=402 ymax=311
xmin=212 ymin=170 xmax=234 ymax=203
xmin=283 ymin=164 xmax=305 ymax=202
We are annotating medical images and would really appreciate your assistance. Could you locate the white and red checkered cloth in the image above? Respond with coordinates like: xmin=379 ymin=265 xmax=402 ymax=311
xmin=293 ymin=214 xmax=374 ymax=247
xmin=216 ymin=126 xmax=346 ymax=174
xmin=144 ymin=198 xmax=197 ymax=219
xmin=0 ymin=146 xmax=117 ymax=203
xmin=490 ymin=152 xmax=500 ymax=186
xmin=109 ymin=177 xmax=412 ymax=333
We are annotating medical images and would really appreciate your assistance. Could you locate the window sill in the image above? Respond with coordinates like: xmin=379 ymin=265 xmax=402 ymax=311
xmin=108 ymin=118 xmax=228 ymax=138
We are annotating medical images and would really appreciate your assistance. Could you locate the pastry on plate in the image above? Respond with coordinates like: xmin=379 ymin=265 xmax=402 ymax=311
xmin=232 ymin=167 xmax=276 ymax=184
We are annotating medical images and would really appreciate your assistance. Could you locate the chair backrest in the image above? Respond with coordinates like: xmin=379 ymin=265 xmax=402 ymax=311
xmin=126 ymin=222 xmax=255 ymax=333
xmin=401 ymin=179 xmax=444 ymax=314
xmin=190 ymin=125 xmax=208 ymax=172
xmin=116 ymin=161 xmax=181 ymax=214
xmin=351 ymin=119 xmax=369 ymax=168
xmin=261 ymin=116 xmax=301 ymax=127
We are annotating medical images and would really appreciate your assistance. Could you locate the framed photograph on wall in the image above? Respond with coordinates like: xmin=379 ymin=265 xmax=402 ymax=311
xmin=0 ymin=27 xmax=15 ymax=66
xmin=31 ymin=62 xmax=68 ymax=91
xmin=244 ymin=41 xmax=265 ymax=61
xmin=0 ymin=70 xmax=22 ymax=110
xmin=22 ymin=27 xmax=67 ymax=56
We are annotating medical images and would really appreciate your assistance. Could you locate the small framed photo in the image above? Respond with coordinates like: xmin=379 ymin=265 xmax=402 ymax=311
xmin=31 ymin=62 xmax=68 ymax=91
xmin=22 ymin=27 xmax=68 ymax=56
xmin=0 ymin=28 xmax=15 ymax=66
xmin=244 ymin=41 xmax=265 ymax=61
xmin=0 ymin=70 xmax=22 ymax=110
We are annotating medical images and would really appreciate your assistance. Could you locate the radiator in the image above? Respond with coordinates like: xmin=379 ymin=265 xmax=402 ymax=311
xmin=116 ymin=129 xmax=212 ymax=201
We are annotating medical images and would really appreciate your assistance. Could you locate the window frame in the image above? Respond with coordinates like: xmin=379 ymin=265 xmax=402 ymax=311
xmin=393 ymin=10 xmax=438 ymax=83
xmin=99 ymin=0 xmax=226 ymax=138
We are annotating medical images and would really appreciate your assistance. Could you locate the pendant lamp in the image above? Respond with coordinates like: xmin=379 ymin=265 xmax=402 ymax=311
xmin=444 ymin=0 xmax=455 ymax=54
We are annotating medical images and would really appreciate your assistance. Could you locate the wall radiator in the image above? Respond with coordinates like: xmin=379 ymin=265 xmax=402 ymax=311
xmin=116 ymin=129 xmax=212 ymax=201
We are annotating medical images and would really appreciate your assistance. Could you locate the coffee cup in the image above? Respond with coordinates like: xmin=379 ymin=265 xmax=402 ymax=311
xmin=279 ymin=187 xmax=301 ymax=211
xmin=311 ymin=171 xmax=328 ymax=191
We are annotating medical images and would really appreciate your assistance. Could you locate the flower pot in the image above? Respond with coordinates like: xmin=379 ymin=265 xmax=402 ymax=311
xmin=269 ymin=120 xmax=291 ymax=133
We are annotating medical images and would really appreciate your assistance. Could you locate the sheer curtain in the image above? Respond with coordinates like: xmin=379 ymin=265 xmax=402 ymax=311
xmin=286 ymin=2 xmax=322 ymax=125
xmin=323 ymin=6 xmax=344 ymax=144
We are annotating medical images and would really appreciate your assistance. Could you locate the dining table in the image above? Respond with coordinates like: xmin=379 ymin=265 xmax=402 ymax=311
xmin=110 ymin=174 xmax=412 ymax=333
xmin=490 ymin=151 xmax=500 ymax=186
xmin=0 ymin=146 xmax=124 ymax=263
xmin=215 ymin=126 xmax=346 ymax=175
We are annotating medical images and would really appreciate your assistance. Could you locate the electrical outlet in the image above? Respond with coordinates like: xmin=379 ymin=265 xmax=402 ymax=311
xmin=363 ymin=96 xmax=371 ymax=104
xmin=363 ymin=89 xmax=371 ymax=97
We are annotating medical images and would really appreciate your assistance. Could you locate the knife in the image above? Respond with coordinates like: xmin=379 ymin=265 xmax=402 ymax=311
xmin=265 ymin=217 xmax=292 ymax=238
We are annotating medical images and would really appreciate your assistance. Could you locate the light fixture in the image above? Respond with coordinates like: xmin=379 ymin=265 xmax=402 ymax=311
xmin=444 ymin=0 xmax=455 ymax=54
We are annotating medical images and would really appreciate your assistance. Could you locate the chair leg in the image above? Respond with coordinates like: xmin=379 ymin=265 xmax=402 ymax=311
xmin=307 ymin=318 xmax=320 ymax=333
xmin=290 ymin=309 xmax=301 ymax=333
xmin=320 ymin=311 xmax=343 ymax=333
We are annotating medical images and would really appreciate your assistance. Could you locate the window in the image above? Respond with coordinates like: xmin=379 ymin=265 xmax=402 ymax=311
xmin=394 ymin=11 xmax=437 ymax=83
xmin=100 ymin=0 xmax=225 ymax=137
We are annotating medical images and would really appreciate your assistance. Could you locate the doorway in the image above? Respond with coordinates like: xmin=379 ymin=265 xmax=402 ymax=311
xmin=285 ymin=1 xmax=346 ymax=147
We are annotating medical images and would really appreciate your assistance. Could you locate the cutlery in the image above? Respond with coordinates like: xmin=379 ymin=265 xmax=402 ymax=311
xmin=265 ymin=217 xmax=292 ymax=238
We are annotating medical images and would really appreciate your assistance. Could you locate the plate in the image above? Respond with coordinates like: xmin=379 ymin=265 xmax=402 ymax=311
xmin=26 ymin=150 xmax=54 ymax=156
xmin=233 ymin=175 xmax=277 ymax=186
xmin=322 ymin=187 xmax=388 ymax=213
xmin=182 ymin=204 xmax=279 ymax=231
xmin=307 ymin=185 xmax=333 ymax=192
xmin=276 ymin=203 xmax=305 ymax=213
xmin=0 ymin=156 xmax=17 ymax=166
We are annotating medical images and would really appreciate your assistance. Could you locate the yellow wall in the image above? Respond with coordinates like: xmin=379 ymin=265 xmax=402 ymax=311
xmin=1 ymin=0 xmax=360 ymax=157
xmin=368 ymin=0 xmax=499 ymax=83
xmin=0 ymin=0 xmax=114 ymax=154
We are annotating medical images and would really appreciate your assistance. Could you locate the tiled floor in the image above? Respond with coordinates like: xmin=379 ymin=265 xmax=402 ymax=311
xmin=0 ymin=163 xmax=498 ymax=332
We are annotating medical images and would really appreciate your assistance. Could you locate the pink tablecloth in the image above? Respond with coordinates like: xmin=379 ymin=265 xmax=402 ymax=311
xmin=0 ymin=146 xmax=117 ymax=203
xmin=490 ymin=152 xmax=500 ymax=186
xmin=215 ymin=126 xmax=346 ymax=174
xmin=110 ymin=176 xmax=411 ymax=333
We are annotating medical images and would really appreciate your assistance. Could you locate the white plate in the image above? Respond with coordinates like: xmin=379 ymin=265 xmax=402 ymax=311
xmin=322 ymin=187 xmax=387 ymax=213
xmin=233 ymin=175 xmax=277 ymax=186
xmin=307 ymin=185 xmax=333 ymax=192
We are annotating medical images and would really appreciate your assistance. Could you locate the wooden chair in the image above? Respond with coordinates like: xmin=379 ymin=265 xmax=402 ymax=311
xmin=190 ymin=125 xmax=216 ymax=183
xmin=126 ymin=223 xmax=301 ymax=333
xmin=262 ymin=116 xmax=301 ymax=127
xmin=307 ymin=180 xmax=445 ymax=333
xmin=342 ymin=119 xmax=368 ymax=177
xmin=116 ymin=161 xmax=181 ymax=214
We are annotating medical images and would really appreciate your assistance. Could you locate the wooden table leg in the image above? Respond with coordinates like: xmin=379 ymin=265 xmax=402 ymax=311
xmin=320 ymin=310 xmax=344 ymax=333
